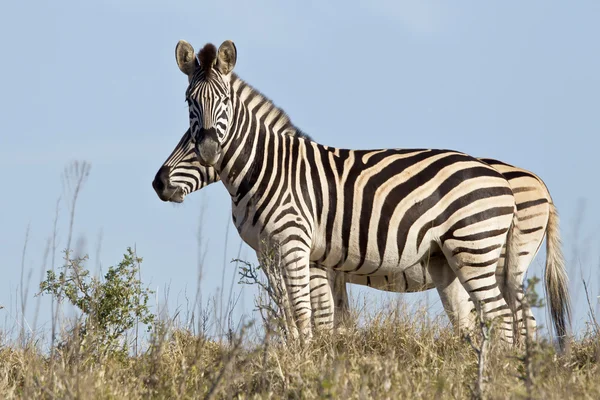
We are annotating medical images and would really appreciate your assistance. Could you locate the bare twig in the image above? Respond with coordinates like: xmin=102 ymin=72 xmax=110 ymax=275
xmin=465 ymin=303 xmax=494 ymax=400
xmin=235 ymin=239 xmax=295 ymax=341
xmin=32 ymin=237 xmax=52 ymax=334
xmin=62 ymin=161 xmax=91 ymax=255
xmin=218 ymin=211 xmax=231 ymax=342
xmin=19 ymin=224 xmax=33 ymax=346
xmin=193 ymin=202 xmax=210 ymax=336
xmin=204 ymin=322 xmax=251 ymax=400
xmin=582 ymin=279 xmax=600 ymax=335
xmin=520 ymin=288 xmax=535 ymax=400
xmin=49 ymin=196 xmax=61 ymax=392
xmin=514 ymin=277 xmax=546 ymax=400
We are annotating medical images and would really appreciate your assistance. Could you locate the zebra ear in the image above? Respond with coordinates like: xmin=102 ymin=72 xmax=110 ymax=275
xmin=216 ymin=40 xmax=237 ymax=75
xmin=175 ymin=40 xmax=197 ymax=76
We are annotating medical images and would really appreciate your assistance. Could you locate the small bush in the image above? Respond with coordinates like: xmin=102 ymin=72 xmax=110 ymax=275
xmin=39 ymin=247 xmax=155 ymax=357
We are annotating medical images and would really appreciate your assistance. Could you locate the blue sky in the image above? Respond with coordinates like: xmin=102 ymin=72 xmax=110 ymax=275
xmin=1 ymin=1 xmax=599 ymax=340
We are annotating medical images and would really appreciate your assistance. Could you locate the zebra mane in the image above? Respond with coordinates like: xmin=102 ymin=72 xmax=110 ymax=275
xmin=232 ymin=74 xmax=313 ymax=142
xmin=295 ymin=128 xmax=313 ymax=141
xmin=198 ymin=43 xmax=217 ymax=79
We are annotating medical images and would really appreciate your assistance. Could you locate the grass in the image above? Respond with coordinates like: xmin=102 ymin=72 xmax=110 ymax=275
xmin=0 ymin=301 xmax=599 ymax=399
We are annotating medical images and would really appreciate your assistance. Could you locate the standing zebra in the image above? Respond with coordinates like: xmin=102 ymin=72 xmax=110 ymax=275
xmin=154 ymin=130 xmax=571 ymax=344
xmin=168 ymin=39 xmax=551 ymax=343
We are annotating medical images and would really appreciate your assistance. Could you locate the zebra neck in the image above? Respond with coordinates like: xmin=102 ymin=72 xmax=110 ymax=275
xmin=230 ymin=75 xmax=301 ymax=137
xmin=217 ymin=75 xmax=312 ymax=200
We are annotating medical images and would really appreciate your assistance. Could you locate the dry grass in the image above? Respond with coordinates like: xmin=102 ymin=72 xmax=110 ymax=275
xmin=1 ymin=302 xmax=599 ymax=400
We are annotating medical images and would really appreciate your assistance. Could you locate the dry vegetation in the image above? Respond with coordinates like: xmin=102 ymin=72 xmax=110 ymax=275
xmin=2 ymin=161 xmax=599 ymax=399
xmin=1 ymin=301 xmax=600 ymax=399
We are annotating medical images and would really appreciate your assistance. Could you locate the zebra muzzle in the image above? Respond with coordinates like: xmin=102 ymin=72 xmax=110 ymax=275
xmin=152 ymin=166 xmax=186 ymax=203
xmin=195 ymin=128 xmax=222 ymax=167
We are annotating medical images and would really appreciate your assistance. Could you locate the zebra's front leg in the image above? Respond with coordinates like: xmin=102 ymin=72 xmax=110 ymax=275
xmin=279 ymin=241 xmax=313 ymax=341
xmin=309 ymin=264 xmax=335 ymax=332
xmin=330 ymin=269 xmax=351 ymax=327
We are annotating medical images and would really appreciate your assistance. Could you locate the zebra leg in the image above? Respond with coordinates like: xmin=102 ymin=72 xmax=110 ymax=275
xmin=279 ymin=241 xmax=313 ymax=341
xmin=330 ymin=269 xmax=351 ymax=327
xmin=442 ymin=248 xmax=515 ymax=344
xmin=513 ymin=286 xmax=537 ymax=343
xmin=496 ymin=243 xmax=537 ymax=344
xmin=309 ymin=264 xmax=335 ymax=332
xmin=426 ymin=257 xmax=476 ymax=334
xmin=255 ymin=248 xmax=299 ymax=340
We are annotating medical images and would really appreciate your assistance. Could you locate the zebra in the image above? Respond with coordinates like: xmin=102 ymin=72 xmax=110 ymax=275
xmin=169 ymin=39 xmax=570 ymax=344
xmin=153 ymin=130 xmax=571 ymax=343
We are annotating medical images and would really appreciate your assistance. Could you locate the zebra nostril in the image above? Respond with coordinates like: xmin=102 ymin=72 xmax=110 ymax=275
xmin=152 ymin=166 xmax=171 ymax=194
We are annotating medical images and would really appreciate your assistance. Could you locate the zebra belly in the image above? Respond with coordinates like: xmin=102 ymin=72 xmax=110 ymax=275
xmin=314 ymin=226 xmax=431 ymax=276
xmin=312 ymin=243 xmax=429 ymax=277
xmin=345 ymin=262 xmax=436 ymax=292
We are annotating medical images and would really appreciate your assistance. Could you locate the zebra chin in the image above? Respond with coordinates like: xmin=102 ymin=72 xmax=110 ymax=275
xmin=154 ymin=184 xmax=186 ymax=203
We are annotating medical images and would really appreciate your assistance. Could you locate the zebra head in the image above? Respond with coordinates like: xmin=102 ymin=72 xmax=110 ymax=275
xmin=152 ymin=128 xmax=221 ymax=203
xmin=175 ymin=40 xmax=237 ymax=167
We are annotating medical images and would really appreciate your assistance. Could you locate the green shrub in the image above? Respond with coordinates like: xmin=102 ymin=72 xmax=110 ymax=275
xmin=39 ymin=247 xmax=155 ymax=356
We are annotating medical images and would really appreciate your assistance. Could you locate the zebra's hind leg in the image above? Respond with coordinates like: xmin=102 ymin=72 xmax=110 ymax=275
xmin=309 ymin=264 xmax=335 ymax=333
xmin=426 ymin=256 xmax=476 ymax=335
xmin=513 ymin=286 xmax=537 ymax=343
xmin=496 ymin=243 xmax=538 ymax=345
xmin=442 ymin=247 xmax=515 ymax=344
xmin=496 ymin=275 xmax=537 ymax=345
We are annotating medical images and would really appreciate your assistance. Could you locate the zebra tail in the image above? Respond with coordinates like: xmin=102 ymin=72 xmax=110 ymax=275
xmin=545 ymin=202 xmax=572 ymax=350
